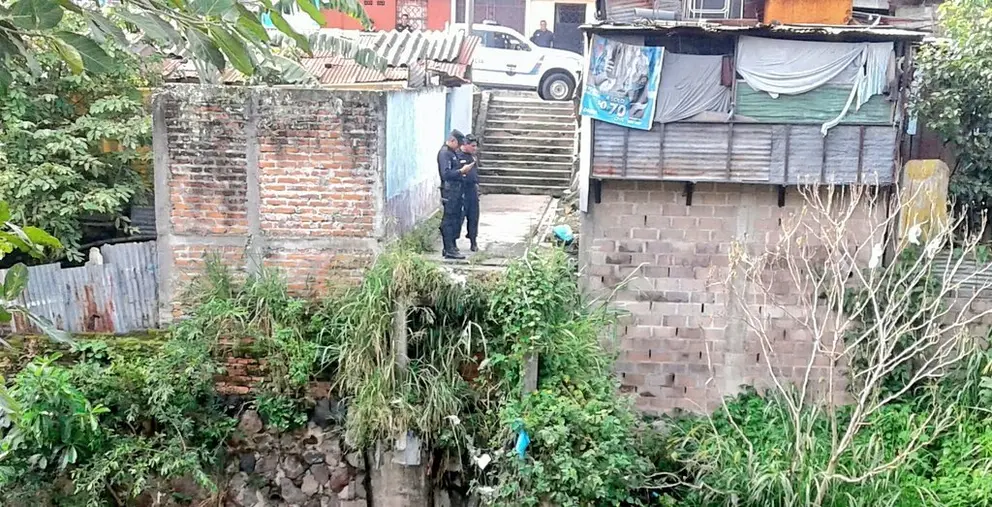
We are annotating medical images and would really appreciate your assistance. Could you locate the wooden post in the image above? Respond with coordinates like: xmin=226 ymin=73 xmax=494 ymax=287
xmin=370 ymin=295 xmax=430 ymax=506
xmin=393 ymin=296 xmax=410 ymax=376
xmin=522 ymin=352 xmax=538 ymax=398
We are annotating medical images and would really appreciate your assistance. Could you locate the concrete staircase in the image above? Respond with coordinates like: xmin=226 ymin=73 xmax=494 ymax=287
xmin=479 ymin=93 xmax=577 ymax=196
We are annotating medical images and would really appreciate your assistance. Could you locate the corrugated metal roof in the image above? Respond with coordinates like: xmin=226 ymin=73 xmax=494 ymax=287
xmin=163 ymin=29 xmax=479 ymax=86
xmin=932 ymin=252 xmax=992 ymax=299
xmin=582 ymin=20 xmax=927 ymax=41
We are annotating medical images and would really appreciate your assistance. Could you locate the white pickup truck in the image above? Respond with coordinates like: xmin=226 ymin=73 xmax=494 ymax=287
xmin=451 ymin=22 xmax=584 ymax=101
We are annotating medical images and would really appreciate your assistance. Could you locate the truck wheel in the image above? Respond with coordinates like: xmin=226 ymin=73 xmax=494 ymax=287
xmin=540 ymin=72 xmax=576 ymax=101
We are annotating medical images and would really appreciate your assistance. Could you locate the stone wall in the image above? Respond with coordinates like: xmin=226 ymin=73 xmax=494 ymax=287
xmin=226 ymin=410 xmax=366 ymax=507
xmin=579 ymin=181 xmax=884 ymax=414
xmin=154 ymin=86 xmax=387 ymax=319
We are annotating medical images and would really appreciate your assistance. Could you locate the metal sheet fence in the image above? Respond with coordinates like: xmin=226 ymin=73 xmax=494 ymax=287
xmin=1 ymin=241 xmax=158 ymax=335
xmin=592 ymin=120 xmax=898 ymax=185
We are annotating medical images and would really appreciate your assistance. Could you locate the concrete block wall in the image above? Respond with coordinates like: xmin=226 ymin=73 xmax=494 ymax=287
xmin=154 ymin=85 xmax=387 ymax=319
xmin=580 ymin=180 xmax=885 ymax=414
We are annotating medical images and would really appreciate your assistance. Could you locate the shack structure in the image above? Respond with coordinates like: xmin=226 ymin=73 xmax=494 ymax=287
xmin=576 ymin=20 xmax=927 ymax=413
xmin=581 ymin=22 xmax=923 ymax=191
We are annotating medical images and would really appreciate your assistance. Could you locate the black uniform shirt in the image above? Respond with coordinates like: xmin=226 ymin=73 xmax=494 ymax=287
xmin=456 ymin=151 xmax=478 ymax=185
xmin=531 ymin=29 xmax=554 ymax=48
xmin=437 ymin=145 xmax=458 ymax=185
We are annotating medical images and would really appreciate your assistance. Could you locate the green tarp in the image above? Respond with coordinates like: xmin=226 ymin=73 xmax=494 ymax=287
xmin=735 ymin=82 xmax=894 ymax=125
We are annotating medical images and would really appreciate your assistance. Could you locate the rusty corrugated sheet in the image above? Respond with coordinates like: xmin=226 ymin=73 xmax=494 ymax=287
xmin=315 ymin=64 xmax=408 ymax=84
xmin=584 ymin=20 xmax=927 ymax=42
xmin=764 ymin=0 xmax=852 ymax=25
xmin=605 ymin=0 xmax=655 ymax=23
xmin=591 ymin=120 xmax=896 ymax=184
xmin=591 ymin=120 xmax=627 ymax=177
xmin=458 ymin=36 xmax=480 ymax=65
xmin=165 ymin=30 xmax=479 ymax=86
xmin=2 ymin=241 xmax=158 ymax=335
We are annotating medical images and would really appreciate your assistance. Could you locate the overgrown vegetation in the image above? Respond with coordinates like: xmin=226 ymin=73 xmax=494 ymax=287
xmin=8 ymin=196 xmax=992 ymax=506
xmin=0 ymin=330 xmax=233 ymax=505
xmin=0 ymin=29 xmax=152 ymax=261
xmin=914 ymin=0 xmax=992 ymax=222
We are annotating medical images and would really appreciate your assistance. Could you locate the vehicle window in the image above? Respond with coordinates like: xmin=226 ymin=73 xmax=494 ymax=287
xmin=482 ymin=31 xmax=505 ymax=49
xmin=485 ymin=32 xmax=528 ymax=51
xmin=503 ymin=34 xmax=527 ymax=51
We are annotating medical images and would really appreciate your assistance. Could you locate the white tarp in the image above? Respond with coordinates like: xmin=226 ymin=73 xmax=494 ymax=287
xmin=736 ymin=36 xmax=895 ymax=133
xmin=654 ymin=53 xmax=732 ymax=124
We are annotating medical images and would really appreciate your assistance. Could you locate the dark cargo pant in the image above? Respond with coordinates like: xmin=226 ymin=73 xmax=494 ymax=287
xmin=441 ymin=182 xmax=464 ymax=252
xmin=462 ymin=184 xmax=479 ymax=241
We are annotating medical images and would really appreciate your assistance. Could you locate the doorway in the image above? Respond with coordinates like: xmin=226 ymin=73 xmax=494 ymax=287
xmin=553 ymin=3 xmax=586 ymax=54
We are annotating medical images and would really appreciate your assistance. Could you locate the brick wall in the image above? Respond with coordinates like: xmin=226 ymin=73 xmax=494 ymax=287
xmin=154 ymin=86 xmax=387 ymax=318
xmin=580 ymin=181 xmax=885 ymax=414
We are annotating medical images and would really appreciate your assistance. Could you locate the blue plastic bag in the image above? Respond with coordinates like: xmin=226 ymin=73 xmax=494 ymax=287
xmin=513 ymin=419 xmax=530 ymax=459
xmin=553 ymin=224 xmax=574 ymax=244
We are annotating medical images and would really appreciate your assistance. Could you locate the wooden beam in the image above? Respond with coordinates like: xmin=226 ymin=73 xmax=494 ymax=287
xmin=856 ymin=125 xmax=866 ymax=184
xmin=783 ymin=125 xmax=792 ymax=185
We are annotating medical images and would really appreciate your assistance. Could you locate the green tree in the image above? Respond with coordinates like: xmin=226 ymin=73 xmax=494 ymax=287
xmin=0 ymin=37 xmax=151 ymax=259
xmin=0 ymin=0 xmax=380 ymax=84
xmin=0 ymin=201 xmax=66 ymax=347
xmin=913 ymin=0 xmax=992 ymax=212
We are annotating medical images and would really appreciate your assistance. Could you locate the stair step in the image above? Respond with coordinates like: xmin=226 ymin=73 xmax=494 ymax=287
xmin=489 ymin=100 xmax=575 ymax=109
xmin=483 ymin=133 xmax=575 ymax=141
xmin=490 ymin=96 xmax=572 ymax=105
xmin=481 ymin=172 xmax=571 ymax=182
xmin=487 ymin=119 xmax=576 ymax=128
xmin=485 ymin=128 xmax=576 ymax=138
xmin=480 ymin=172 xmax=571 ymax=183
xmin=481 ymin=166 xmax=572 ymax=175
xmin=482 ymin=144 xmax=574 ymax=155
xmin=483 ymin=150 xmax=574 ymax=160
xmin=480 ymin=160 xmax=573 ymax=170
xmin=479 ymin=182 xmax=569 ymax=197
xmin=487 ymin=113 xmax=576 ymax=124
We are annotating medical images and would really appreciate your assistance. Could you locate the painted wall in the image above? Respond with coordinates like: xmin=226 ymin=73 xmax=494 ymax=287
xmin=447 ymin=85 xmax=475 ymax=136
xmin=525 ymin=0 xmax=595 ymax=38
xmin=384 ymin=88 xmax=447 ymax=237
xmin=322 ymin=0 xmax=451 ymax=30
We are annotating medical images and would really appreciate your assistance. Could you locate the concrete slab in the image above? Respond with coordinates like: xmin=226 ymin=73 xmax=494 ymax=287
xmin=431 ymin=194 xmax=553 ymax=266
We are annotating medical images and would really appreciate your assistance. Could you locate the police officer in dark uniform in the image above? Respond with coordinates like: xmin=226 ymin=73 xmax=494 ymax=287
xmin=438 ymin=130 xmax=464 ymax=239
xmin=441 ymin=139 xmax=474 ymax=259
xmin=438 ymin=130 xmax=464 ymax=190
xmin=457 ymin=135 xmax=481 ymax=252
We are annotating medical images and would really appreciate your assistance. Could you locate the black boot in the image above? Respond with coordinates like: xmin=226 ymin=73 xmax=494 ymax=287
xmin=444 ymin=249 xmax=465 ymax=260
xmin=470 ymin=240 xmax=478 ymax=252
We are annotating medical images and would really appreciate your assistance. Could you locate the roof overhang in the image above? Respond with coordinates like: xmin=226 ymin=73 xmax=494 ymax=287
xmin=581 ymin=20 xmax=928 ymax=42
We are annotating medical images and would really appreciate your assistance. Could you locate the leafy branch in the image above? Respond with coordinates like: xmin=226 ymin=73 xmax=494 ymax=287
xmin=0 ymin=0 xmax=381 ymax=85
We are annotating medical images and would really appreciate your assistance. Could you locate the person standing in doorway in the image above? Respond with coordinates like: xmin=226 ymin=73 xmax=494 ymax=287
xmin=396 ymin=14 xmax=414 ymax=31
xmin=457 ymin=135 xmax=481 ymax=252
xmin=531 ymin=20 xmax=555 ymax=48
xmin=437 ymin=130 xmax=464 ymax=239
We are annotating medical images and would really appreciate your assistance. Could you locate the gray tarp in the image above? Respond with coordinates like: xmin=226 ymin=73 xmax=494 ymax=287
xmin=654 ymin=53 xmax=732 ymax=124
xmin=736 ymin=36 xmax=895 ymax=133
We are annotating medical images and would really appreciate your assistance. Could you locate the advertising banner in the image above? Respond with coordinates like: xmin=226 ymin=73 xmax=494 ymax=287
xmin=580 ymin=35 xmax=664 ymax=131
